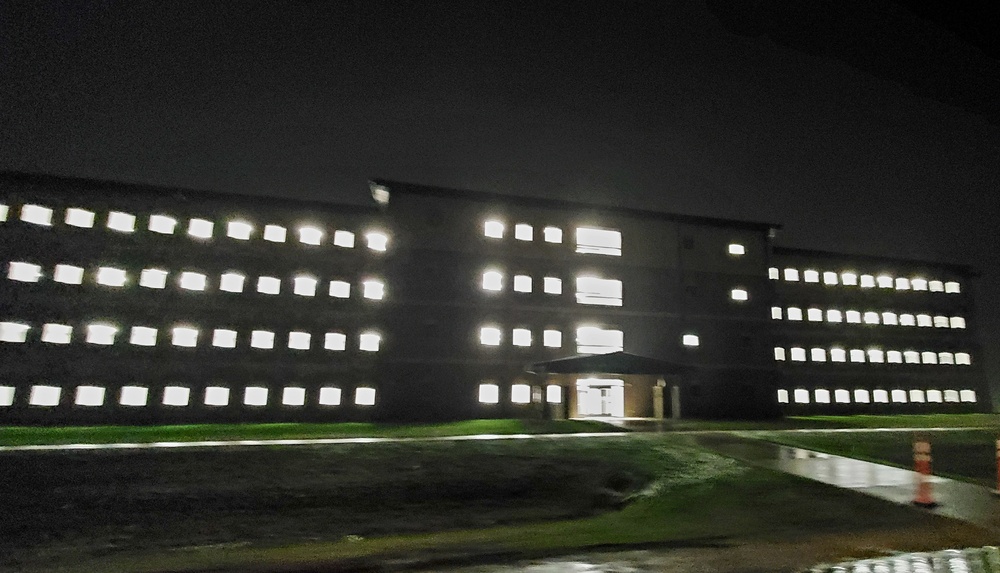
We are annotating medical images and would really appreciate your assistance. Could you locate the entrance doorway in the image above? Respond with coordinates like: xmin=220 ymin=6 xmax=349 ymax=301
xmin=576 ymin=378 xmax=625 ymax=417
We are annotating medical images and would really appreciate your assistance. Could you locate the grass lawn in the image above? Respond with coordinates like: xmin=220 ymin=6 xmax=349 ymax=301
xmin=2 ymin=434 xmax=994 ymax=573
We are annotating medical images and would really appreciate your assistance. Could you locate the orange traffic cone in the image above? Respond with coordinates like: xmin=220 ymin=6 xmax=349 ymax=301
xmin=912 ymin=437 xmax=937 ymax=508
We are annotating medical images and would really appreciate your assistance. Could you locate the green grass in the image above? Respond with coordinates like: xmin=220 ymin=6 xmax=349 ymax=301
xmin=789 ymin=414 xmax=1000 ymax=429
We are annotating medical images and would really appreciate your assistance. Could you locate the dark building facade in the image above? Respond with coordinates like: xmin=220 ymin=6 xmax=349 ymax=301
xmin=0 ymin=172 xmax=989 ymax=425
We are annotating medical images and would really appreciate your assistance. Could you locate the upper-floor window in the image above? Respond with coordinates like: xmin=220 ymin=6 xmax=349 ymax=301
xmin=803 ymin=270 xmax=819 ymax=283
xmin=299 ymin=226 xmax=324 ymax=246
xmin=728 ymin=243 xmax=745 ymax=256
xmin=513 ymin=274 xmax=532 ymax=293
xmin=944 ymin=281 xmax=961 ymax=294
xmin=53 ymin=264 xmax=84 ymax=285
xmin=212 ymin=330 xmax=239 ymax=349
xmin=928 ymin=280 xmax=944 ymax=292
xmin=783 ymin=268 xmax=799 ymax=281
xmin=482 ymin=270 xmax=503 ymax=291
xmin=543 ymin=226 xmax=563 ymax=243
xmin=768 ymin=267 xmax=779 ymax=280
xmin=822 ymin=272 xmax=838 ymax=285
xmin=139 ymin=268 xmax=168 ymax=289
xmin=96 ymin=266 xmax=127 ymax=287
xmin=227 ymin=221 xmax=253 ymax=240
xmin=543 ymin=277 xmax=562 ymax=295
xmin=876 ymin=275 xmax=893 ymax=288
xmin=65 ymin=208 xmax=95 ymax=228
xmin=841 ymin=272 xmax=858 ymax=286
xmin=894 ymin=277 xmax=910 ymax=290
xmin=911 ymin=278 xmax=928 ymax=291
xmin=575 ymin=276 xmax=622 ymax=306
xmin=950 ymin=316 xmax=966 ymax=329
xmin=786 ymin=307 xmax=803 ymax=321
xmin=859 ymin=274 xmax=876 ymax=288
xmin=293 ymin=275 xmax=318 ymax=297
xmin=263 ymin=224 xmax=287 ymax=243
xmin=107 ymin=211 xmax=136 ymax=233
xmin=806 ymin=308 xmax=822 ymax=322
xmin=480 ymin=326 xmax=502 ymax=346
xmin=730 ymin=288 xmax=748 ymax=301
xmin=8 ymin=262 xmax=42 ymax=282
xmin=20 ymin=204 xmax=53 ymax=226
xmin=576 ymin=326 xmax=623 ymax=354
xmin=366 ymin=231 xmax=389 ymax=251
xmin=362 ymin=279 xmax=385 ymax=300
xmin=514 ymin=224 xmax=533 ymax=241
xmin=681 ymin=334 xmax=699 ymax=347
xmin=149 ymin=215 xmax=177 ymax=234
xmin=188 ymin=218 xmax=214 ymax=239
xmin=575 ymin=227 xmax=621 ymax=256
xmin=484 ymin=220 xmax=504 ymax=239
xmin=826 ymin=309 xmax=843 ymax=323
xmin=333 ymin=230 xmax=355 ymax=248
xmin=220 ymin=272 xmax=246 ymax=293
xmin=179 ymin=271 xmax=207 ymax=291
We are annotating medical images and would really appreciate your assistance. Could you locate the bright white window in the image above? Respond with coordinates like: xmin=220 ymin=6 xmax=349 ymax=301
xmin=911 ymin=278 xmax=928 ymax=291
xmin=362 ymin=279 xmax=385 ymax=300
xmin=478 ymin=383 xmax=500 ymax=404
xmin=920 ymin=351 xmax=938 ymax=364
xmin=575 ymin=227 xmax=622 ymax=256
xmin=148 ymin=214 xmax=177 ymax=234
xmin=264 ymin=224 xmax=287 ymax=242
xmin=227 ymin=220 xmax=253 ymax=240
xmin=841 ymin=272 xmax=858 ymax=286
xmin=8 ymin=261 xmax=42 ymax=282
xmin=163 ymin=386 xmax=190 ymax=406
xmin=728 ymin=243 xmax=745 ymax=256
xmin=293 ymin=275 xmax=318 ymax=297
xmin=324 ymin=332 xmax=346 ymax=351
xmin=773 ymin=347 xmax=786 ymax=361
xmin=929 ymin=280 xmax=944 ymax=292
xmin=887 ymin=350 xmax=903 ymax=363
xmin=0 ymin=387 xmax=14 ymax=407
xmin=933 ymin=315 xmax=949 ymax=328
xmin=482 ymin=270 xmax=503 ymax=291
xmin=212 ymin=329 xmax=237 ymax=348
xmin=119 ymin=386 xmax=148 ymax=406
xmin=956 ymin=352 xmax=971 ymax=365
xmin=826 ymin=309 xmax=843 ymax=323
xmin=283 ymin=387 xmax=306 ymax=406
xmin=822 ymin=272 xmax=838 ymax=285
xmin=830 ymin=348 xmax=847 ymax=362
xmin=859 ymin=274 xmax=875 ymax=288
xmin=41 ymin=323 xmax=72 ymax=344
xmin=834 ymin=389 xmax=850 ymax=404
xmin=945 ymin=281 xmax=960 ymax=294
xmin=365 ymin=231 xmax=389 ymax=252
xmin=916 ymin=314 xmax=933 ymax=327
xmin=65 ymin=208 xmax=95 ymax=228
xmin=544 ymin=226 xmax=563 ymax=243
xmin=873 ymin=389 xmax=889 ymax=403
xmin=20 ymin=204 xmax=53 ymax=226
xmin=511 ymin=384 xmax=531 ymax=404
xmin=960 ymin=390 xmax=977 ymax=403
xmin=854 ymin=389 xmax=871 ymax=403
xmin=179 ymin=271 xmax=207 ymax=291
xmin=514 ymin=224 xmax=533 ymax=241
xmin=950 ymin=316 xmax=966 ymax=329
xmin=171 ymin=326 xmax=199 ymax=348
xmin=86 ymin=323 xmax=118 ymax=345
xmin=904 ymin=350 xmax=920 ymax=364
xmin=319 ymin=387 xmax=342 ymax=406
xmin=188 ymin=218 xmax=214 ymax=239
xmin=0 ymin=204 xmax=6 ymax=222
xmin=769 ymin=267 xmax=780 ymax=280
xmin=1 ymin=321 xmax=30 ymax=343
xmin=513 ymin=274 xmax=532 ymax=293
xmin=75 ymin=386 xmax=105 ymax=407
xmin=810 ymin=348 xmax=826 ymax=362
xmin=783 ymin=268 xmax=799 ymax=281
xmin=251 ymin=330 xmax=275 ymax=349
xmin=257 ymin=276 xmax=281 ymax=294
xmin=546 ymin=385 xmax=562 ymax=404
xmin=807 ymin=308 xmax=822 ymax=322
xmin=205 ymin=386 xmax=230 ymax=406
xmin=576 ymin=326 xmax=623 ymax=354
xmin=540 ymin=277 xmax=561 ymax=295
xmin=876 ymin=275 xmax=893 ymax=288
xmin=899 ymin=314 xmax=916 ymax=326
xmin=139 ymin=268 xmax=168 ymax=289
xmin=777 ymin=389 xmax=789 ymax=403
xmin=894 ymin=277 xmax=910 ymax=290
xmin=882 ymin=312 xmax=898 ymax=325
xmin=814 ymin=389 xmax=830 ymax=404
xmin=219 ymin=272 xmax=245 ymax=293
xmin=484 ymin=220 xmax=505 ymax=239
xmin=332 ymin=230 xmax=354 ymax=248
xmin=359 ymin=332 xmax=381 ymax=351
xmin=576 ymin=276 xmax=622 ymax=306
xmin=868 ymin=349 xmax=885 ymax=363
xmin=786 ymin=307 xmax=803 ymax=321
xmin=790 ymin=347 xmax=806 ymax=362
xmin=938 ymin=352 xmax=955 ymax=365
xmin=803 ymin=270 xmax=819 ymax=283
xmin=96 ymin=266 xmax=127 ymax=287
xmin=512 ymin=328 xmax=532 ymax=347
xmin=682 ymin=334 xmax=700 ymax=347
xmin=53 ymin=264 xmax=84 ymax=284
xmin=793 ymin=389 xmax=809 ymax=404
xmin=863 ymin=312 xmax=880 ymax=325
xmin=288 ymin=331 xmax=311 ymax=350
xmin=299 ymin=226 xmax=324 ymax=245
xmin=849 ymin=349 xmax=866 ymax=363
xmin=129 ymin=326 xmax=157 ymax=346
xmin=107 ymin=211 xmax=136 ymax=233
xmin=845 ymin=310 xmax=862 ymax=324
xmin=771 ymin=307 xmax=782 ymax=320
xmin=891 ymin=389 xmax=907 ymax=403
xmin=244 ymin=387 xmax=269 ymax=406
xmin=329 ymin=280 xmax=350 ymax=298
xmin=731 ymin=288 xmax=748 ymax=301
xmin=926 ymin=389 xmax=943 ymax=403
xmin=29 ymin=385 xmax=60 ymax=406
xmin=543 ymin=329 xmax=562 ymax=348
xmin=355 ymin=387 xmax=377 ymax=406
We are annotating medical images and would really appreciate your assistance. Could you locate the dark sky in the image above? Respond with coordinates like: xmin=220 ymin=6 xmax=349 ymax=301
xmin=2 ymin=1 xmax=999 ymax=397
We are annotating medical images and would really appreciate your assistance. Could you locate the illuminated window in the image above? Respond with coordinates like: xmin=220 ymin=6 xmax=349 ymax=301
xmin=86 ymin=323 xmax=118 ymax=345
xmin=810 ymin=348 xmax=826 ymax=362
xmin=853 ymin=389 xmax=870 ymax=403
xmin=926 ymin=390 xmax=943 ymax=403
xmin=65 ymin=208 xmax=95 ymax=228
xmin=955 ymin=352 xmax=971 ymax=365
xmin=119 ymin=386 xmax=148 ymax=406
xmin=830 ymin=348 xmax=846 ymax=362
xmin=0 ymin=322 xmax=30 ymax=343
xmin=264 ymin=224 xmax=287 ymax=242
xmin=950 ymin=316 xmax=966 ymax=329
xmin=882 ymin=312 xmax=898 ymax=325
xmin=806 ymin=308 xmax=822 ymax=322
xmin=868 ymin=349 xmax=885 ymax=363
xmin=576 ymin=276 xmax=622 ymax=306
xmin=576 ymin=326 xmax=623 ymax=354
xmin=282 ymin=387 xmax=306 ymax=406
xmin=899 ymin=314 xmax=915 ymax=326
xmin=482 ymin=270 xmax=503 ymax=291
xmin=731 ymin=288 xmax=748 ymax=301
xmin=179 ymin=271 xmax=207 ymax=291
xmin=332 ymin=230 xmax=354 ymax=248
xmin=319 ymin=387 xmax=342 ymax=406
xmin=171 ymin=326 xmax=199 ymax=348
xmin=20 ymin=204 xmax=53 ymax=226
xmin=359 ymin=332 xmax=381 ymax=351
xmin=916 ymin=314 xmax=933 ymax=327
xmin=943 ymin=389 xmax=960 ymax=403
xmin=886 ymin=350 xmax=903 ymax=364
xmin=362 ymin=279 xmax=385 ymax=300
xmin=849 ymin=349 xmax=865 ymax=363
xmin=728 ymin=243 xmax=745 ymax=255
xmin=0 ymin=386 xmax=14 ymax=407
xmin=575 ymin=227 xmax=622 ymax=256
xmin=107 ymin=211 xmax=136 ymax=233
xmin=845 ymin=310 xmax=862 ymax=324
xmin=863 ymin=312 xmax=880 ymax=325
xmin=219 ymin=272 xmax=245 ymax=293
xmin=933 ymin=315 xmax=949 ymax=328
xmin=786 ymin=307 xmax=803 ymax=321
xmin=543 ymin=329 xmax=562 ymax=348
xmin=920 ymin=351 xmax=938 ymax=364
xmin=366 ymin=231 xmax=389 ymax=251
xmin=251 ymin=330 xmax=275 ymax=349
xmin=538 ymin=277 xmax=561 ymax=295
xmin=544 ymin=226 xmax=563 ymax=243
xmin=477 ymin=383 xmax=500 ymax=404
xmin=822 ymin=272 xmax=838 ymax=285
xmin=944 ymin=281 xmax=960 ymax=294
xmin=859 ymin=274 xmax=875 ymax=288
xmin=894 ymin=277 xmax=910 ymax=290
xmin=826 ymin=309 xmax=843 ymax=323
xmin=75 ymin=386 xmax=105 ymax=407
xmin=911 ymin=278 xmax=928 ymax=291
xmin=41 ymin=323 xmax=72 ymax=344
xmin=928 ymin=280 xmax=944 ymax=292
xmin=139 ymin=268 xmax=168 ymax=289
xmin=891 ymin=389 xmax=907 ymax=403
xmin=511 ymin=384 xmax=531 ymax=404
xmin=148 ymin=214 xmax=176 ymax=234
xmin=876 ymin=275 xmax=892 ymax=288
xmin=53 ymin=264 xmax=84 ymax=284
xmin=546 ymin=385 xmax=562 ymax=404
xmin=512 ymin=328 xmax=531 ymax=347
xmin=769 ymin=267 xmax=779 ymax=280
xmin=29 ymin=385 xmax=60 ymax=406
xmin=188 ymin=218 xmax=214 ymax=239
xmin=244 ymin=386 xmax=269 ymax=406
xmin=329 ymin=280 xmax=350 ymax=298
xmin=0 ymin=204 xmax=6 ymax=222
xmin=771 ymin=307 xmax=782 ymax=320
xmin=814 ymin=389 xmax=830 ymax=404
xmin=205 ymin=386 xmax=230 ymax=406
xmin=212 ymin=329 xmax=237 ymax=348
xmin=128 ymin=326 xmax=157 ymax=346
xmin=162 ymin=386 xmax=190 ymax=406
xmin=682 ymin=334 xmax=699 ymax=347
xmin=484 ymin=220 xmax=505 ymax=239
xmin=903 ymin=350 xmax=920 ymax=364
xmin=841 ymin=272 xmax=858 ymax=286
xmin=257 ymin=276 xmax=281 ymax=295
xmin=298 ymin=226 xmax=324 ymax=245
xmin=938 ymin=352 xmax=955 ymax=365
xmin=793 ymin=389 xmax=809 ymax=404
xmin=324 ymin=332 xmax=346 ymax=351
xmin=960 ymin=390 xmax=977 ymax=403
xmin=293 ymin=275 xmax=318 ymax=297
xmin=789 ymin=347 xmax=806 ymax=362
xmin=783 ymin=268 xmax=799 ymax=281
xmin=96 ymin=266 xmax=127 ymax=287
xmin=508 ymin=274 xmax=530 ymax=293
xmin=777 ymin=389 xmax=789 ymax=404
xmin=288 ymin=331 xmax=311 ymax=350
xmin=514 ymin=224 xmax=533 ymax=241
xmin=227 ymin=220 xmax=252 ymax=240
xmin=803 ymin=270 xmax=819 ymax=283
xmin=355 ymin=387 xmax=377 ymax=406
xmin=8 ymin=261 xmax=42 ymax=282
xmin=873 ymin=389 xmax=889 ymax=403
xmin=773 ymin=347 xmax=786 ymax=361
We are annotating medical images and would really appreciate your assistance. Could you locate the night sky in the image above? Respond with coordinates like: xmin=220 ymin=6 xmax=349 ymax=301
xmin=2 ymin=1 xmax=999 ymax=401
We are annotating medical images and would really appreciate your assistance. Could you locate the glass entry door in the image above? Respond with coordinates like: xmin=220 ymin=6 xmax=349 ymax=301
xmin=576 ymin=378 xmax=625 ymax=417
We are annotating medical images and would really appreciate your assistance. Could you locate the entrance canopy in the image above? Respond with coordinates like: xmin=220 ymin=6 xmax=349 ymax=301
xmin=527 ymin=351 xmax=687 ymax=375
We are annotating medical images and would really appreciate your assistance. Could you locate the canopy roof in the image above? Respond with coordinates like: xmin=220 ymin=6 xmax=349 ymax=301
xmin=527 ymin=351 xmax=687 ymax=375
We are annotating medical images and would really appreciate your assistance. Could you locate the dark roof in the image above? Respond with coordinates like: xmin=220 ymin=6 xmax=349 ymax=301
xmin=371 ymin=178 xmax=781 ymax=232
xmin=772 ymin=246 xmax=978 ymax=277
xmin=527 ymin=351 xmax=688 ymax=375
